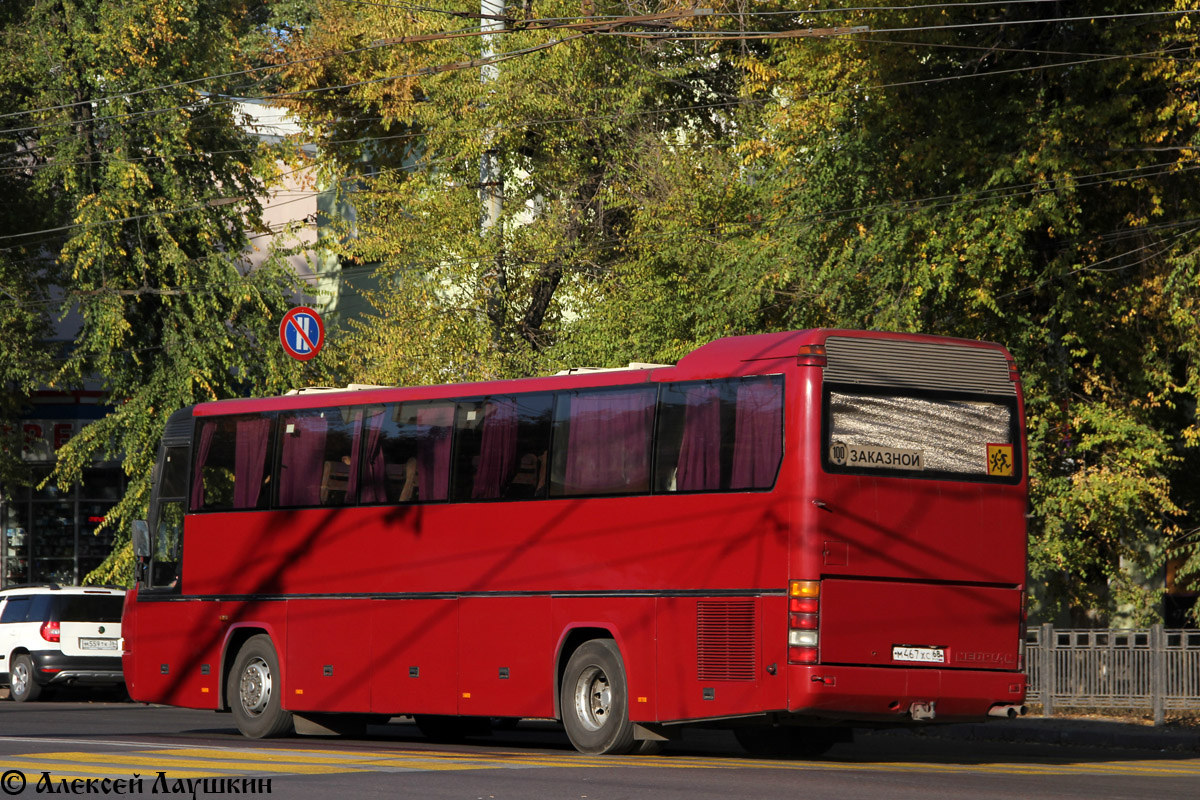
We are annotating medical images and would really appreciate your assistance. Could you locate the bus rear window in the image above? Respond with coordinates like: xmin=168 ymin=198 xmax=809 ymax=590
xmin=825 ymin=390 xmax=1017 ymax=481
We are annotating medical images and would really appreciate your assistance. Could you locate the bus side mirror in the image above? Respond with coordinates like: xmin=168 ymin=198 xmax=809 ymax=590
xmin=132 ymin=520 xmax=151 ymax=558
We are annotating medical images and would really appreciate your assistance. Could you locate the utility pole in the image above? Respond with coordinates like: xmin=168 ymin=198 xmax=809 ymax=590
xmin=480 ymin=0 xmax=504 ymax=236
xmin=480 ymin=0 xmax=507 ymax=345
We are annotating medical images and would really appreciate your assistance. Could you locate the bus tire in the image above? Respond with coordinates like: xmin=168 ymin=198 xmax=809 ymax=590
xmin=10 ymin=654 xmax=42 ymax=703
xmin=560 ymin=639 xmax=636 ymax=755
xmin=228 ymin=635 xmax=294 ymax=739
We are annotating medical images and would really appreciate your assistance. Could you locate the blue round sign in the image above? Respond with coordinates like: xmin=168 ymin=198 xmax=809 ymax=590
xmin=279 ymin=306 xmax=325 ymax=361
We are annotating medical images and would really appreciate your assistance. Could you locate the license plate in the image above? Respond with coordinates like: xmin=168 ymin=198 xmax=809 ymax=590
xmin=892 ymin=646 xmax=945 ymax=663
xmin=79 ymin=638 xmax=118 ymax=651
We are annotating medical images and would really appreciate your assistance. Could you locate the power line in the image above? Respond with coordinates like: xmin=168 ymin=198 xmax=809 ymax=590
xmin=2 ymin=5 xmax=1193 ymax=136
xmin=8 ymin=153 xmax=1196 ymax=317
xmin=2 ymin=30 xmax=1192 ymax=181
xmin=6 ymin=31 xmax=1189 ymax=179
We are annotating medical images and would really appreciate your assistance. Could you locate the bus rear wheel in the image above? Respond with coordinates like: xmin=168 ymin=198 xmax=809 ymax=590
xmin=228 ymin=635 xmax=294 ymax=739
xmin=560 ymin=640 xmax=636 ymax=755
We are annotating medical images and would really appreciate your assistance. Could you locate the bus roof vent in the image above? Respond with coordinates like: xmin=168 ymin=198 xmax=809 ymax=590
xmin=555 ymin=362 xmax=672 ymax=376
xmin=284 ymin=384 xmax=389 ymax=396
xmin=824 ymin=336 xmax=1015 ymax=396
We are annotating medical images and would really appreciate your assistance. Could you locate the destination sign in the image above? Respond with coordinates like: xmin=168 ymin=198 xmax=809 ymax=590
xmin=829 ymin=442 xmax=924 ymax=470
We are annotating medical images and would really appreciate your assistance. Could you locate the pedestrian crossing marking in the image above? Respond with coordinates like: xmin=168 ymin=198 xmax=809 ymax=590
xmin=4 ymin=746 xmax=1200 ymax=780
xmin=0 ymin=760 xmax=230 ymax=779
xmin=24 ymin=751 xmax=351 ymax=774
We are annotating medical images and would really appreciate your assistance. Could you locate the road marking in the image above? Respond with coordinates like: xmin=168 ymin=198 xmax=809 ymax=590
xmin=4 ymin=746 xmax=1199 ymax=780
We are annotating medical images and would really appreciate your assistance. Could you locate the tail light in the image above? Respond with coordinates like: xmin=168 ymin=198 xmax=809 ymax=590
xmin=40 ymin=620 xmax=60 ymax=643
xmin=797 ymin=344 xmax=826 ymax=366
xmin=788 ymin=580 xmax=820 ymax=664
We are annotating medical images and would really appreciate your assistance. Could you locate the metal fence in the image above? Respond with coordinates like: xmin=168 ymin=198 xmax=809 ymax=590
xmin=1024 ymin=625 xmax=1200 ymax=724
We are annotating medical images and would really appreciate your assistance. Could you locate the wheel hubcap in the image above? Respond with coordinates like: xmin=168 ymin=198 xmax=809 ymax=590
xmin=239 ymin=657 xmax=272 ymax=717
xmin=12 ymin=663 xmax=28 ymax=696
xmin=573 ymin=665 xmax=611 ymax=732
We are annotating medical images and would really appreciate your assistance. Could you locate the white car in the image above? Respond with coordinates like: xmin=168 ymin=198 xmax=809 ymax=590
xmin=0 ymin=585 xmax=125 ymax=702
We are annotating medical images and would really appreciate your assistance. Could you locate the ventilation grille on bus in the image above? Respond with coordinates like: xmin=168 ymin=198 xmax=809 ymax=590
xmin=162 ymin=407 xmax=196 ymax=445
xmin=697 ymin=600 xmax=757 ymax=681
xmin=824 ymin=336 xmax=1015 ymax=396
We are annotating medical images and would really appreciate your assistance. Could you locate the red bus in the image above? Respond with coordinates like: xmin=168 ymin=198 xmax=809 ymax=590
xmin=123 ymin=329 xmax=1028 ymax=755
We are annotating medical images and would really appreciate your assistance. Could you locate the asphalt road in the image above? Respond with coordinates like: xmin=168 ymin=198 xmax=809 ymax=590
xmin=0 ymin=700 xmax=1197 ymax=800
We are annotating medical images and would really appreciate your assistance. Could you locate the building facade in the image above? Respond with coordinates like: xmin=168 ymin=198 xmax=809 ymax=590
xmin=1 ymin=392 xmax=124 ymax=587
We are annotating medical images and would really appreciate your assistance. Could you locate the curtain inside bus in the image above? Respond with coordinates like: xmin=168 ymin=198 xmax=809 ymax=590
xmin=472 ymin=399 xmax=519 ymax=499
xmin=233 ymin=417 xmax=271 ymax=508
xmin=278 ymin=414 xmax=328 ymax=506
xmin=730 ymin=380 xmax=784 ymax=489
xmin=416 ymin=404 xmax=453 ymax=501
xmin=560 ymin=388 xmax=656 ymax=495
xmin=676 ymin=384 xmax=721 ymax=491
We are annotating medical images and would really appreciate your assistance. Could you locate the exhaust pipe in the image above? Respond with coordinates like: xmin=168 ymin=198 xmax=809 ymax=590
xmin=909 ymin=701 xmax=936 ymax=721
xmin=988 ymin=704 xmax=1028 ymax=719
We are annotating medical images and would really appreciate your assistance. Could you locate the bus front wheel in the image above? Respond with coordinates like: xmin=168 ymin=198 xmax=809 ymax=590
xmin=228 ymin=635 xmax=294 ymax=739
xmin=560 ymin=640 xmax=636 ymax=755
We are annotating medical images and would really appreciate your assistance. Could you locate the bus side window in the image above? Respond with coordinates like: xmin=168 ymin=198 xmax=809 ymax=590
xmin=728 ymin=376 xmax=784 ymax=490
xmin=277 ymin=407 xmax=362 ymax=508
xmin=413 ymin=404 xmax=453 ymax=501
xmin=190 ymin=414 xmax=275 ymax=511
xmin=320 ymin=407 xmax=362 ymax=506
xmin=359 ymin=406 xmax=399 ymax=503
xmin=655 ymin=382 xmax=723 ymax=492
xmin=360 ymin=402 xmax=453 ymax=504
xmin=654 ymin=377 xmax=784 ymax=493
xmin=151 ymin=500 xmax=184 ymax=589
xmin=550 ymin=387 xmax=657 ymax=497
xmin=151 ymin=445 xmax=189 ymax=590
xmin=453 ymin=394 xmax=553 ymax=502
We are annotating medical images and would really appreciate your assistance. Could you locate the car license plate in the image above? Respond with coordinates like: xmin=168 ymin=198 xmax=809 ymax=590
xmin=892 ymin=646 xmax=944 ymax=663
xmin=79 ymin=638 xmax=118 ymax=651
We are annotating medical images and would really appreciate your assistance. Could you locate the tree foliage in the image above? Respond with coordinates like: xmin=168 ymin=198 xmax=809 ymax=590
xmin=269 ymin=0 xmax=757 ymax=383
xmin=0 ymin=0 xmax=310 ymax=583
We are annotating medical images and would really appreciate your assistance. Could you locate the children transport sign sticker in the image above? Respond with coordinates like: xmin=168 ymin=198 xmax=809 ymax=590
xmin=279 ymin=306 xmax=325 ymax=361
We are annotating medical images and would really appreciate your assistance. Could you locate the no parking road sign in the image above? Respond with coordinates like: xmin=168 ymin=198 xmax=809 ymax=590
xmin=279 ymin=306 xmax=325 ymax=361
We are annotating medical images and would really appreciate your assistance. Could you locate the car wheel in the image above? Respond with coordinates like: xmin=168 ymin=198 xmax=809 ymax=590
xmin=228 ymin=635 xmax=293 ymax=738
xmin=10 ymin=654 xmax=42 ymax=703
xmin=560 ymin=640 xmax=635 ymax=755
